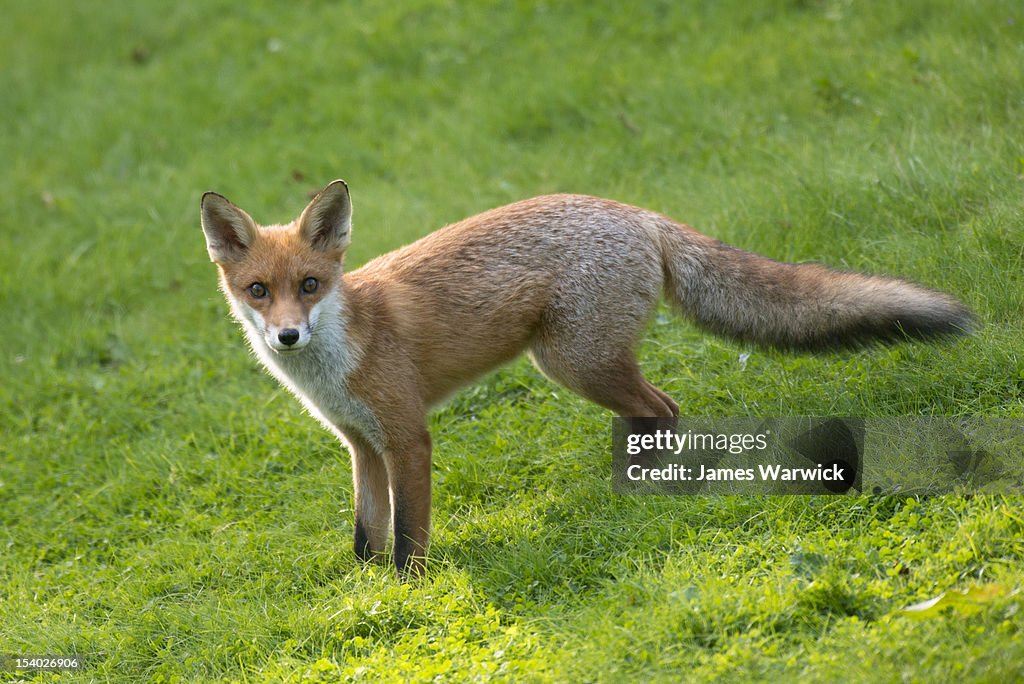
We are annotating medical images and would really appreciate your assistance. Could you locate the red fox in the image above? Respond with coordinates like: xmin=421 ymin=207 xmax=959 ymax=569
xmin=200 ymin=180 xmax=972 ymax=577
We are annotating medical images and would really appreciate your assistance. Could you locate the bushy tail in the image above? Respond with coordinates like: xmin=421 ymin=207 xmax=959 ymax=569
xmin=657 ymin=221 xmax=974 ymax=351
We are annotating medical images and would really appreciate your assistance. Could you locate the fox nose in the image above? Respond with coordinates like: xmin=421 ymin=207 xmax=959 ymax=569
xmin=278 ymin=328 xmax=300 ymax=346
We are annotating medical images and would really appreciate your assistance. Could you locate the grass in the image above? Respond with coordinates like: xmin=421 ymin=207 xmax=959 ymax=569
xmin=1 ymin=0 xmax=1023 ymax=681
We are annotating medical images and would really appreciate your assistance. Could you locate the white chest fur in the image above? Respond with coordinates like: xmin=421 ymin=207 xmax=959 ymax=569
xmin=235 ymin=289 xmax=383 ymax=450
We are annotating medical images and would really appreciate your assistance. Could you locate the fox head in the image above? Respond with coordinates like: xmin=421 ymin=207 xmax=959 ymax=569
xmin=200 ymin=180 xmax=352 ymax=354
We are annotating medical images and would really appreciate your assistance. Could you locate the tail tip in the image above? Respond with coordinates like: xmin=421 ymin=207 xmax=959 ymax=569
xmin=908 ymin=297 xmax=977 ymax=341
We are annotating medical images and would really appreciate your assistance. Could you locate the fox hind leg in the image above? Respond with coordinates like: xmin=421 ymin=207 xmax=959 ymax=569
xmin=527 ymin=260 xmax=675 ymax=417
xmin=529 ymin=344 xmax=678 ymax=418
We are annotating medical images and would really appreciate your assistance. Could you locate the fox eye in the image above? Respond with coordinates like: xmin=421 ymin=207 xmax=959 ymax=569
xmin=248 ymin=282 xmax=268 ymax=299
xmin=301 ymin=277 xmax=319 ymax=294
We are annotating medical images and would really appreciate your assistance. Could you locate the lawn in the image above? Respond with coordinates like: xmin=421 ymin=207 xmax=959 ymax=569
xmin=1 ymin=0 xmax=1023 ymax=681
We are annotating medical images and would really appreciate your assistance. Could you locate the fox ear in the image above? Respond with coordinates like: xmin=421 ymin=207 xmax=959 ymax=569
xmin=298 ymin=180 xmax=352 ymax=253
xmin=201 ymin=192 xmax=258 ymax=263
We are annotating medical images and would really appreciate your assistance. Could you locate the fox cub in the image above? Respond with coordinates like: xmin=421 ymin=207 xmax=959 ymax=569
xmin=200 ymin=180 xmax=972 ymax=577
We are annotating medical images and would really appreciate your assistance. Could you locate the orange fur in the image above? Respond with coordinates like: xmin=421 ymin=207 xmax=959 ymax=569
xmin=201 ymin=180 xmax=972 ymax=577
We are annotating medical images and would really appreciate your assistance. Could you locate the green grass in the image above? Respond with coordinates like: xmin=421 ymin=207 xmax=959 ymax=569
xmin=2 ymin=0 xmax=1023 ymax=681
